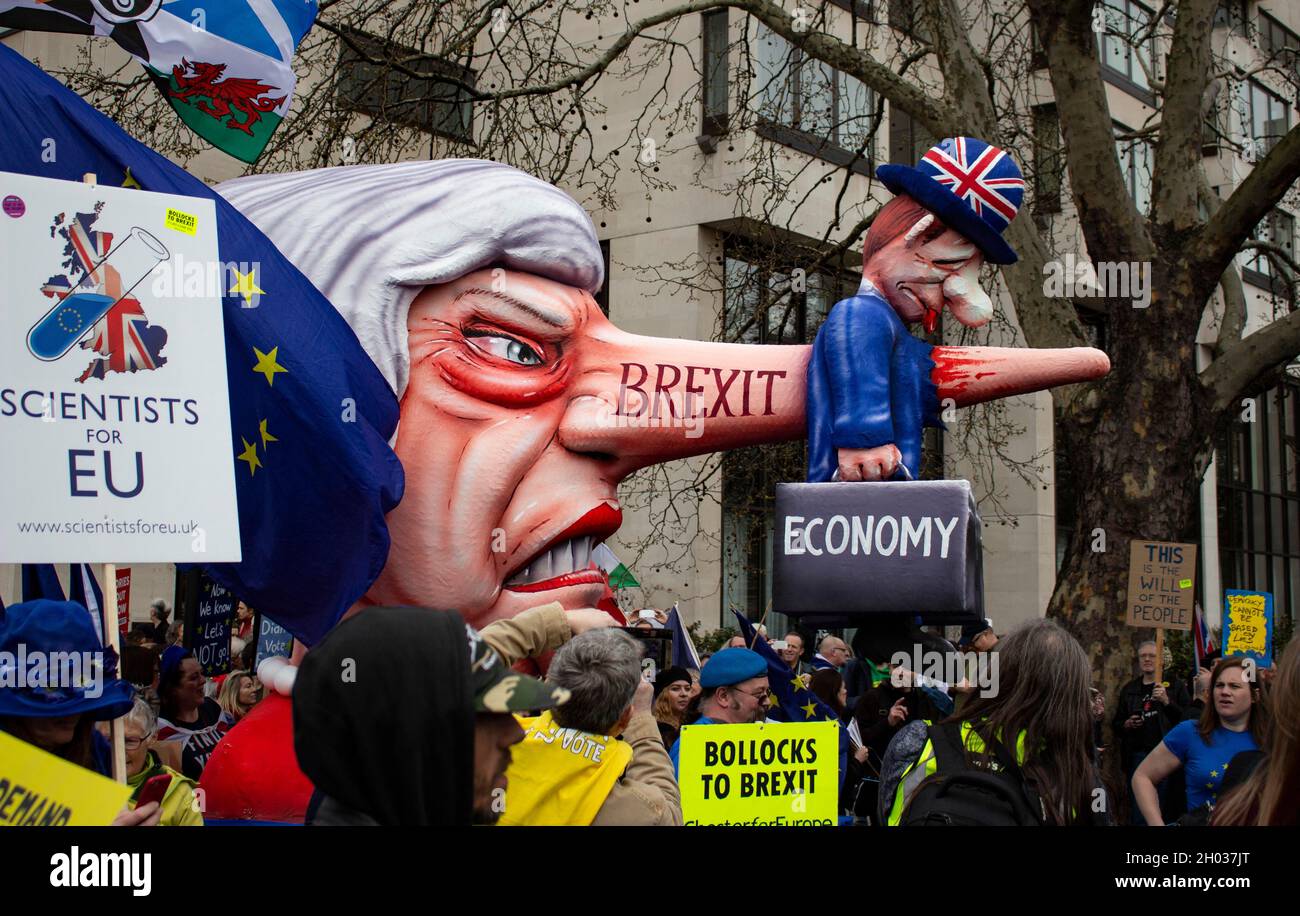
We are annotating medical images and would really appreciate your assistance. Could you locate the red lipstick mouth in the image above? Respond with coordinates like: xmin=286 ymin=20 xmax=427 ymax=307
xmin=503 ymin=503 xmax=622 ymax=593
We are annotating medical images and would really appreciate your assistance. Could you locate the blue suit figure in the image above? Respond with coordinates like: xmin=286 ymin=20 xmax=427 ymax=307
xmin=805 ymin=284 xmax=940 ymax=483
xmin=804 ymin=137 xmax=1033 ymax=484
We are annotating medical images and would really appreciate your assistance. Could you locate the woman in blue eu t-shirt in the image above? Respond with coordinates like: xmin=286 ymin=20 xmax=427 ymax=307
xmin=1132 ymin=657 xmax=1262 ymax=825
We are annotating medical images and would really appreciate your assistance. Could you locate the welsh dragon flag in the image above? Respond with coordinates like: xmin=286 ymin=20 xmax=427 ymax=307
xmin=0 ymin=0 xmax=316 ymax=163
xmin=593 ymin=542 xmax=640 ymax=590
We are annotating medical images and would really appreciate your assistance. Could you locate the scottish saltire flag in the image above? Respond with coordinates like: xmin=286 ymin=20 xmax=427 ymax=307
xmin=0 ymin=0 xmax=317 ymax=162
xmin=0 ymin=45 xmax=404 ymax=646
xmin=665 ymin=604 xmax=701 ymax=671
xmin=21 ymin=564 xmax=65 ymax=602
xmin=67 ymin=563 xmax=105 ymax=643
xmin=733 ymin=611 xmax=840 ymax=724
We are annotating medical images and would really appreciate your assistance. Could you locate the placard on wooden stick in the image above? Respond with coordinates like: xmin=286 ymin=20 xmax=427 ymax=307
xmin=1126 ymin=540 xmax=1196 ymax=631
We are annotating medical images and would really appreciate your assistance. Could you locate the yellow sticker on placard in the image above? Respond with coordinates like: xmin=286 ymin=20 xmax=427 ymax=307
xmin=165 ymin=207 xmax=197 ymax=235
xmin=1179 ymin=578 xmax=1193 ymax=589
xmin=0 ymin=731 xmax=130 ymax=826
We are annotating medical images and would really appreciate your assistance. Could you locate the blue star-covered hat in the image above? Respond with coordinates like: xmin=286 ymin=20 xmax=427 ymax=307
xmin=876 ymin=136 xmax=1025 ymax=264
xmin=0 ymin=599 xmax=135 ymax=720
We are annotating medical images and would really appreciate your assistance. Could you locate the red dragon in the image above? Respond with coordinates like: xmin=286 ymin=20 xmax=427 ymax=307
xmin=169 ymin=59 xmax=285 ymax=136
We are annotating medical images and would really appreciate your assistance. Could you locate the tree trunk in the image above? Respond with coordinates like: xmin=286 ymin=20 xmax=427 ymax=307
xmin=1046 ymin=251 xmax=1219 ymax=743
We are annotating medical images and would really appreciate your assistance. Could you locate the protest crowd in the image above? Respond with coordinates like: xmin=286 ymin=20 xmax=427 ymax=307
xmin=1 ymin=590 xmax=1295 ymax=828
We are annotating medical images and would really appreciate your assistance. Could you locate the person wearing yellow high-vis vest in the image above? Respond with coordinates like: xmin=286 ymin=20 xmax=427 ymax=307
xmin=500 ymin=628 xmax=682 ymax=826
xmin=876 ymin=619 xmax=1112 ymax=826
xmin=881 ymin=720 xmax=1028 ymax=825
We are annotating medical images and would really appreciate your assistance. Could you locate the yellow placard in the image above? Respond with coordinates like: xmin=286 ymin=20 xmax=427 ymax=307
xmin=678 ymin=720 xmax=839 ymax=826
xmin=164 ymin=207 xmax=197 ymax=235
xmin=1224 ymin=592 xmax=1268 ymax=657
xmin=0 ymin=731 xmax=130 ymax=826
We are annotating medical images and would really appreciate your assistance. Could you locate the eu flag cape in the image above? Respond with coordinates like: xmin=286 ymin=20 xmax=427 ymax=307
xmin=0 ymin=45 xmax=404 ymax=646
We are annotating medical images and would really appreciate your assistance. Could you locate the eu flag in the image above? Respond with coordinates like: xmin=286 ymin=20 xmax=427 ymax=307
xmin=0 ymin=46 xmax=404 ymax=647
xmin=732 ymin=611 xmax=840 ymax=724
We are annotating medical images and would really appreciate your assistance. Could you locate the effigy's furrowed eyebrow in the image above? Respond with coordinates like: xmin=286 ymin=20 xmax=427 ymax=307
xmin=460 ymin=286 xmax=572 ymax=329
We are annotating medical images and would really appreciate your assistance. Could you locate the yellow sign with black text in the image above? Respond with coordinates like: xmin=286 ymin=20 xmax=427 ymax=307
xmin=0 ymin=731 xmax=130 ymax=826
xmin=678 ymin=721 xmax=839 ymax=826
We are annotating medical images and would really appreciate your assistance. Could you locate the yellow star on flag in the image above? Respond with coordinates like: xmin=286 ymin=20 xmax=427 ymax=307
xmin=230 ymin=267 xmax=265 ymax=305
xmin=790 ymin=676 xmax=806 ymax=694
xmin=801 ymin=700 xmax=818 ymax=719
xmin=259 ymin=418 xmax=278 ymax=449
xmin=121 ymin=167 xmax=140 ymax=189
xmin=253 ymin=346 xmax=287 ymax=386
xmin=237 ymin=437 xmax=262 ymax=476
xmin=766 ymin=692 xmax=780 ymax=708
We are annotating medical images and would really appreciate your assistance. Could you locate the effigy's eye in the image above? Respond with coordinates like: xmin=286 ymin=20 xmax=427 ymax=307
xmin=464 ymin=329 xmax=545 ymax=366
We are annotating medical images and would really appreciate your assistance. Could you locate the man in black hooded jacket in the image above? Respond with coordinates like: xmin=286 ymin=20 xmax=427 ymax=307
xmin=294 ymin=602 xmax=610 ymax=825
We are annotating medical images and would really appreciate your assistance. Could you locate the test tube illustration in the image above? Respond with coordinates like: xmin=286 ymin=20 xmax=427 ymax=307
xmin=27 ymin=226 xmax=171 ymax=361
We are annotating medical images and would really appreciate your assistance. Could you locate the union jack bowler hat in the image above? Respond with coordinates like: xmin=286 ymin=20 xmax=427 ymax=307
xmin=876 ymin=136 xmax=1025 ymax=265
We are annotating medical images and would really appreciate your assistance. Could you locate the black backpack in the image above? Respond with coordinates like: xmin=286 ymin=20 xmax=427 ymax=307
xmin=900 ymin=721 xmax=1046 ymax=826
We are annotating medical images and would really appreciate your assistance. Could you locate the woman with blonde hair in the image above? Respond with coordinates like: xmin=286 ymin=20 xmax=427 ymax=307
xmin=1212 ymin=640 xmax=1299 ymax=826
xmin=652 ymin=667 xmax=693 ymax=748
xmin=217 ymin=670 xmax=263 ymax=723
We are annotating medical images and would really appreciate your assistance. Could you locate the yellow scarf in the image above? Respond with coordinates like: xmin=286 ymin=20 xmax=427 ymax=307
xmin=500 ymin=710 xmax=634 ymax=826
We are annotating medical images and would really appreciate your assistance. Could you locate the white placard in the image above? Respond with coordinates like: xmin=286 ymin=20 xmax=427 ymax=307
xmin=0 ymin=172 xmax=240 ymax=562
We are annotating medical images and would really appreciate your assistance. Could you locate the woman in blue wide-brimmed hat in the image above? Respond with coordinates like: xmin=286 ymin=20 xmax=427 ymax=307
xmin=0 ymin=598 xmax=135 ymax=776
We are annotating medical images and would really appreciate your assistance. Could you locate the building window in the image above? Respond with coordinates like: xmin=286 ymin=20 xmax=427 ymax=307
xmin=1213 ymin=0 xmax=1249 ymax=35
xmin=1217 ymin=379 xmax=1300 ymax=626
xmin=1244 ymin=208 xmax=1296 ymax=292
xmin=702 ymin=10 xmax=730 ymax=136
xmin=888 ymin=0 xmax=932 ymax=42
xmin=722 ymin=236 xmax=857 ymax=346
xmin=594 ymin=240 xmax=611 ymax=316
xmin=336 ymin=28 xmax=475 ymax=143
xmin=1114 ymin=121 xmax=1153 ymax=215
xmin=753 ymin=22 xmax=878 ymax=164
xmin=888 ymin=103 xmax=935 ymax=167
xmin=1259 ymin=12 xmax=1300 ymax=84
xmin=1032 ymin=104 xmax=1063 ymax=215
xmin=1098 ymin=0 xmax=1156 ymax=93
xmin=1235 ymin=77 xmax=1291 ymax=162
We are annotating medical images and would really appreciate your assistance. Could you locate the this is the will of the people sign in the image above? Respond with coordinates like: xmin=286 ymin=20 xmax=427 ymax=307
xmin=1126 ymin=540 xmax=1197 ymax=630
xmin=0 ymin=172 xmax=239 ymax=562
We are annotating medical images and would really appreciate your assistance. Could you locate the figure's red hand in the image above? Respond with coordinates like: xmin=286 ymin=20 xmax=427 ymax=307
xmin=837 ymin=444 xmax=901 ymax=481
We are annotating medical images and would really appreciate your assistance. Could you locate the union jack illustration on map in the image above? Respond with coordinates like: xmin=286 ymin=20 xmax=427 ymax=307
xmin=34 ymin=205 xmax=169 ymax=382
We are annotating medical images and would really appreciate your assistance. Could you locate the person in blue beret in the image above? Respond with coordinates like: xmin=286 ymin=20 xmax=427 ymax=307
xmin=0 ymin=599 xmax=161 ymax=825
xmin=667 ymin=647 xmax=769 ymax=777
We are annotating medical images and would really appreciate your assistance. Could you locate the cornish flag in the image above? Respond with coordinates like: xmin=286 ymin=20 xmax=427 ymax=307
xmin=0 ymin=1 xmax=317 ymax=163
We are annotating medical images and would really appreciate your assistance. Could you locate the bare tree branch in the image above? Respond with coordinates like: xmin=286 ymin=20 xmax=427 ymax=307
xmin=1194 ymin=124 xmax=1300 ymax=287
xmin=1026 ymin=0 xmax=1154 ymax=264
xmin=1202 ymin=308 xmax=1300 ymax=411
xmin=1149 ymin=0 xmax=1215 ymax=232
